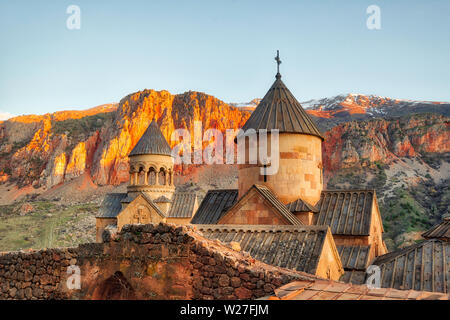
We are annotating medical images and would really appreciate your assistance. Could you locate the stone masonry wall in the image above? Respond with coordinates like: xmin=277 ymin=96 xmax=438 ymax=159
xmin=0 ymin=223 xmax=318 ymax=300
xmin=0 ymin=247 xmax=77 ymax=299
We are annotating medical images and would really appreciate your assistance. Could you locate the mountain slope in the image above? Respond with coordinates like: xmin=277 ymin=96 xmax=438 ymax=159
xmin=0 ymin=92 xmax=449 ymax=250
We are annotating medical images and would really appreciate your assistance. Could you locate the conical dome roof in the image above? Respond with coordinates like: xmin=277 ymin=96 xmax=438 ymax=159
xmin=242 ymin=74 xmax=323 ymax=140
xmin=129 ymin=120 xmax=172 ymax=156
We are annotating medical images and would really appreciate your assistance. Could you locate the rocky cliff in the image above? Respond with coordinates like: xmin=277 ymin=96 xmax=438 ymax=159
xmin=322 ymin=113 xmax=449 ymax=176
xmin=0 ymin=90 xmax=250 ymax=190
xmin=0 ymin=91 xmax=449 ymax=249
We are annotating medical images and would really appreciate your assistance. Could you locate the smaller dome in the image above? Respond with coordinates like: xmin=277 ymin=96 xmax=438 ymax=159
xmin=129 ymin=120 xmax=172 ymax=157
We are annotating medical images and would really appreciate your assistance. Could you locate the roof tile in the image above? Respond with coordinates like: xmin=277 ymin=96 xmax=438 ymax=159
xmin=241 ymin=76 xmax=323 ymax=139
xmin=129 ymin=119 xmax=172 ymax=156
xmin=196 ymin=224 xmax=329 ymax=275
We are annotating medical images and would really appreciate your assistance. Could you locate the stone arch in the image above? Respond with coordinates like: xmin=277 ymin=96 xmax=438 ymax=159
xmin=148 ymin=167 xmax=157 ymax=185
xmin=137 ymin=165 xmax=147 ymax=185
xmin=158 ymin=167 xmax=167 ymax=185
xmin=92 ymin=271 xmax=136 ymax=300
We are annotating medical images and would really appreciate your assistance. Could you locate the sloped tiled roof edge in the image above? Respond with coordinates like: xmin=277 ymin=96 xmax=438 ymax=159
xmin=337 ymin=245 xmax=371 ymax=271
xmin=286 ymin=198 xmax=318 ymax=213
xmin=191 ymin=189 xmax=239 ymax=224
xmin=167 ymin=192 xmax=197 ymax=218
xmin=265 ymin=279 xmax=449 ymax=300
xmin=96 ymin=193 xmax=127 ymax=218
xmin=422 ymin=217 xmax=450 ymax=240
xmin=195 ymin=224 xmax=330 ymax=275
xmin=372 ymin=239 xmax=449 ymax=293
xmin=316 ymin=189 xmax=378 ymax=236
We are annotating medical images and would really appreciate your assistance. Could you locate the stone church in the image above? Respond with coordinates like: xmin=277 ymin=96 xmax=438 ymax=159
xmin=190 ymin=59 xmax=388 ymax=282
xmin=95 ymin=119 xmax=198 ymax=242
xmin=97 ymin=53 xmax=448 ymax=293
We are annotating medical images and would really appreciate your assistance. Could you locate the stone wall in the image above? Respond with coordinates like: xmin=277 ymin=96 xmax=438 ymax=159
xmin=0 ymin=247 xmax=77 ymax=300
xmin=0 ymin=223 xmax=318 ymax=300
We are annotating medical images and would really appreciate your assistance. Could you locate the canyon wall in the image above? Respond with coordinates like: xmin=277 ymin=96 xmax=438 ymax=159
xmin=0 ymin=90 xmax=448 ymax=195
xmin=322 ymin=114 xmax=449 ymax=178
xmin=0 ymin=90 xmax=250 ymax=189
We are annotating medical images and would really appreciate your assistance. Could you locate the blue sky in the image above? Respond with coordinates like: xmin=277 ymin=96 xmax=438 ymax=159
xmin=0 ymin=0 xmax=449 ymax=117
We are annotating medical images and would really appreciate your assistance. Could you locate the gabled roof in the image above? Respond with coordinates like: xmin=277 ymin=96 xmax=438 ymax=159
xmin=196 ymin=224 xmax=330 ymax=275
xmin=134 ymin=192 xmax=166 ymax=218
xmin=286 ymin=198 xmax=318 ymax=213
xmin=98 ymin=192 xmax=166 ymax=219
xmin=154 ymin=195 xmax=172 ymax=203
xmin=241 ymin=76 xmax=323 ymax=139
xmin=191 ymin=189 xmax=239 ymax=224
xmin=129 ymin=119 xmax=172 ymax=156
xmin=265 ymin=279 xmax=449 ymax=300
xmin=219 ymin=184 xmax=302 ymax=225
xmin=315 ymin=190 xmax=377 ymax=236
xmin=422 ymin=217 xmax=450 ymax=241
xmin=372 ymin=239 xmax=449 ymax=293
xmin=167 ymin=192 xmax=197 ymax=218
xmin=96 ymin=193 xmax=128 ymax=218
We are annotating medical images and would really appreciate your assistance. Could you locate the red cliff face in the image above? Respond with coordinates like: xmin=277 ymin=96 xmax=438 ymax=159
xmin=0 ymin=91 xmax=250 ymax=189
xmin=322 ymin=114 xmax=449 ymax=178
xmin=0 ymin=90 xmax=448 ymax=193
xmin=90 ymin=90 xmax=250 ymax=185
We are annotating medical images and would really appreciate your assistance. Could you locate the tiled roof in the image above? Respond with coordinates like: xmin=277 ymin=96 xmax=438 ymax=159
xmin=154 ymin=195 xmax=172 ymax=203
xmin=196 ymin=224 xmax=329 ymax=275
xmin=315 ymin=190 xmax=376 ymax=236
xmin=337 ymin=245 xmax=371 ymax=270
xmin=265 ymin=279 xmax=449 ymax=300
xmin=339 ymin=270 xmax=367 ymax=285
xmin=372 ymin=239 xmax=449 ymax=293
xmin=286 ymin=198 xmax=318 ymax=213
xmin=240 ymin=76 xmax=323 ymax=139
xmin=96 ymin=193 xmax=127 ymax=218
xmin=337 ymin=245 xmax=372 ymax=285
xmin=129 ymin=119 xmax=172 ymax=156
xmin=422 ymin=217 xmax=450 ymax=240
xmin=98 ymin=192 xmax=165 ymax=219
xmin=167 ymin=192 xmax=197 ymax=218
xmin=191 ymin=189 xmax=239 ymax=224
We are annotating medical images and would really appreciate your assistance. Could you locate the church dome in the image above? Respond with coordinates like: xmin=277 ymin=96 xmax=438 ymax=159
xmin=241 ymin=53 xmax=323 ymax=140
xmin=129 ymin=119 xmax=172 ymax=157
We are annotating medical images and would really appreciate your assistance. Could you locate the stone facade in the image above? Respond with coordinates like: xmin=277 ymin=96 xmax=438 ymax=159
xmin=0 ymin=223 xmax=318 ymax=300
xmin=238 ymin=133 xmax=323 ymax=205
xmin=117 ymin=194 xmax=166 ymax=230
xmin=219 ymin=188 xmax=289 ymax=225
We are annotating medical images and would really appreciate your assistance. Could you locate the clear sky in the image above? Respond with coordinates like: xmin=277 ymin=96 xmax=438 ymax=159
xmin=0 ymin=0 xmax=449 ymax=117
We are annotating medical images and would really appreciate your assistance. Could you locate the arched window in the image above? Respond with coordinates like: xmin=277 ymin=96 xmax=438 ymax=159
xmin=159 ymin=168 xmax=166 ymax=185
xmin=148 ymin=167 xmax=156 ymax=185
xmin=138 ymin=168 xmax=146 ymax=185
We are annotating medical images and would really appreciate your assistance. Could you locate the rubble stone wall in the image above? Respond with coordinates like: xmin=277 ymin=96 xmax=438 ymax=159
xmin=0 ymin=223 xmax=317 ymax=300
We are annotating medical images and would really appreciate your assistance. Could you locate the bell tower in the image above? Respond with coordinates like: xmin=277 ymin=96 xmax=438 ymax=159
xmin=127 ymin=119 xmax=175 ymax=202
xmin=238 ymin=51 xmax=324 ymax=205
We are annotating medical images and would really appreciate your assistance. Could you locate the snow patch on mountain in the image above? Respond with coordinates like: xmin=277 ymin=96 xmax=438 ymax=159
xmin=0 ymin=111 xmax=15 ymax=121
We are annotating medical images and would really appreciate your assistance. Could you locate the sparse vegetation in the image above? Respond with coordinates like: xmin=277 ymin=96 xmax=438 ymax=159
xmin=52 ymin=112 xmax=113 ymax=137
xmin=0 ymin=201 xmax=98 ymax=251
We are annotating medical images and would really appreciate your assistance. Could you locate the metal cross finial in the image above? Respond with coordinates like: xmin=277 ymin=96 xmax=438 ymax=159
xmin=275 ymin=50 xmax=282 ymax=79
